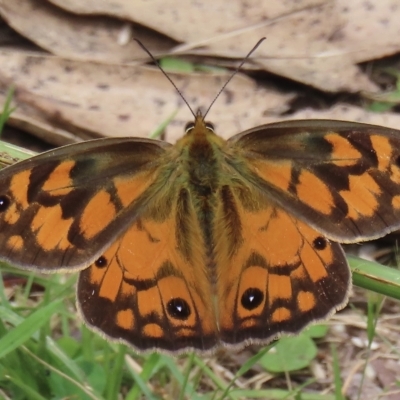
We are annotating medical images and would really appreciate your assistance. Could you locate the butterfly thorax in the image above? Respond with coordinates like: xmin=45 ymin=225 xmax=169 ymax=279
xmin=176 ymin=117 xmax=225 ymax=193
xmin=171 ymin=114 xmax=228 ymax=267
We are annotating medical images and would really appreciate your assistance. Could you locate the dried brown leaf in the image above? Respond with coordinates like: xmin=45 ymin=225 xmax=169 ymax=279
xmin=0 ymin=0 xmax=174 ymax=62
xmin=282 ymin=104 xmax=400 ymax=129
xmin=42 ymin=0 xmax=400 ymax=91
xmin=0 ymin=50 xmax=293 ymax=145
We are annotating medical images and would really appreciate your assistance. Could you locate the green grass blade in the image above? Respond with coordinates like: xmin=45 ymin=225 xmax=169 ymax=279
xmin=0 ymin=86 xmax=16 ymax=135
xmin=3 ymin=374 xmax=48 ymax=400
xmin=105 ymin=345 xmax=126 ymax=400
xmin=0 ymin=141 xmax=35 ymax=170
xmin=149 ymin=109 xmax=179 ymax=139
xmin=331 ymin=344 xmax=345 ymax=400
xmin=349 ymin=255 xmax=400 ymax=300
xmin=125 ymin=353 xmax=163 ymax=400
xmin=0 ymin=299 xmax=63 ymax=358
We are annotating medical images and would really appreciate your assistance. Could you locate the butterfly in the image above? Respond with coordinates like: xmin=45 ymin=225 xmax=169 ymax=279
xmin=1 ymin=111 xmax=400 ymax=353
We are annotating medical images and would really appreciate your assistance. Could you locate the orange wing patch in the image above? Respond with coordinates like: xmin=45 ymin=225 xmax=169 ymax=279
xmin=31 ymin=204 xmax=74 ymax=251
xmin=41 ymin=160 xmax=75 ymax=195
xmin=324 ymin=132 xmax=361 ymax=167
xmin=297 ymin=170 xmax=335 ymax=214
xmin=9 ymin=171 xmax=30 ymax=210
xmin=79 ymin=190 xmax=117 ymax=239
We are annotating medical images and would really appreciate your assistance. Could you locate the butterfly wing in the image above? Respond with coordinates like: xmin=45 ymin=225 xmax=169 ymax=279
xmin=227 ymin=119 xmax=400 ymax=242
xmin=213 ymin=119 xmax=400 ymax=347
xmin=0 ymin=138 xmax=171 ymax=271
xmin=77 ymin=187 xmax=218 ymax=353
xmin=213 ymin=188 xmax=349 ymax=346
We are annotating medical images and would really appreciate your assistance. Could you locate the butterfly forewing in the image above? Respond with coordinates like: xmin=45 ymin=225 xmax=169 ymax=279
xmin=228 ymin=120 xmax=400 ymax=242
xmin=0 ymin=138 xmax=171 ymax=270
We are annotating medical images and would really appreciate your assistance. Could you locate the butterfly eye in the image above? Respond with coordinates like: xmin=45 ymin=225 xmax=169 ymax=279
xmin=241 ymin=288 xmax=264 ymax=310
xmin=0 ymin=195 xmax=10 ymax=211
xmin=184 ymin=122 xmax=195 ymax=133
xmin=95 ymin=256 xmax=108 ymax=268
xmin=205 ymin=122 xmax=215 ymax=132
xmin=313 ymin=237 xmax=327 ymax=250
xmin=167 ymin=298 xmax=191 ymax=320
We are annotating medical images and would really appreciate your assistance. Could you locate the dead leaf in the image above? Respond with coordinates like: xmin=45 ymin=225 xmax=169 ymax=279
xmin=0 ymin=50 xmax=293 ymax=145
xmin=48 ymin=0 xmax=326 ymax=42
xmin=0 ymin=0 xmax=175 ymax=62
xmin=282 ymin=104 xmax=400 ymax=130
xmin=40 ymin=0 xmax=400 ymax=92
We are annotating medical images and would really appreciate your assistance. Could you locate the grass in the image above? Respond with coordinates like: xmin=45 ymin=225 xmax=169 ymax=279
xmin=1 ymin=87 xmax=400 ymax=399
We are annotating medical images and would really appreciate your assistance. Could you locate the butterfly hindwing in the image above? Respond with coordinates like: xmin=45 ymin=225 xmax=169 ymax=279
xmin=77 ymin=186 xmax=219 ymax=353
xmin=0 ymin=138 xmax=170 ymax=270
xmin=213 ymin=185 xmax=350 ymax=346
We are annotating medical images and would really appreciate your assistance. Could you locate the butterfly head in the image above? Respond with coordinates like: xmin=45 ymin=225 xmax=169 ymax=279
xmin=184 ymin=109 xmax=215 ymax=138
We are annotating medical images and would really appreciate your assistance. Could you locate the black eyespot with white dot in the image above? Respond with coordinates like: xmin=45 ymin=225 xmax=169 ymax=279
xmin=241 ymin=288 xmax=264 ymax=310
xmin=0 ymin=195 xmax=10 ymax=212
xmin=313 ymin=236 xmax=327 ymax=250
xmin=167 ymin=298 xmax=191 ymax=320
xmin=95 ymin=256 xmax=107 ymax=268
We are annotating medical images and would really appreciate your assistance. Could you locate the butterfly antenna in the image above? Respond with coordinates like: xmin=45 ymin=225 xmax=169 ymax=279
xmin=203 ymin=37 xmax=266 ymax=119
xmin=134 ymin=38 xmax=196 ymax=118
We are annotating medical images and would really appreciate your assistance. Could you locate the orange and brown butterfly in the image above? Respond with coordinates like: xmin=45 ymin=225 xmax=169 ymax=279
xmin=2 ymin=43 xmax=400 ymax=353
xmin=2 ymin=112 xmax=400 ymax=353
